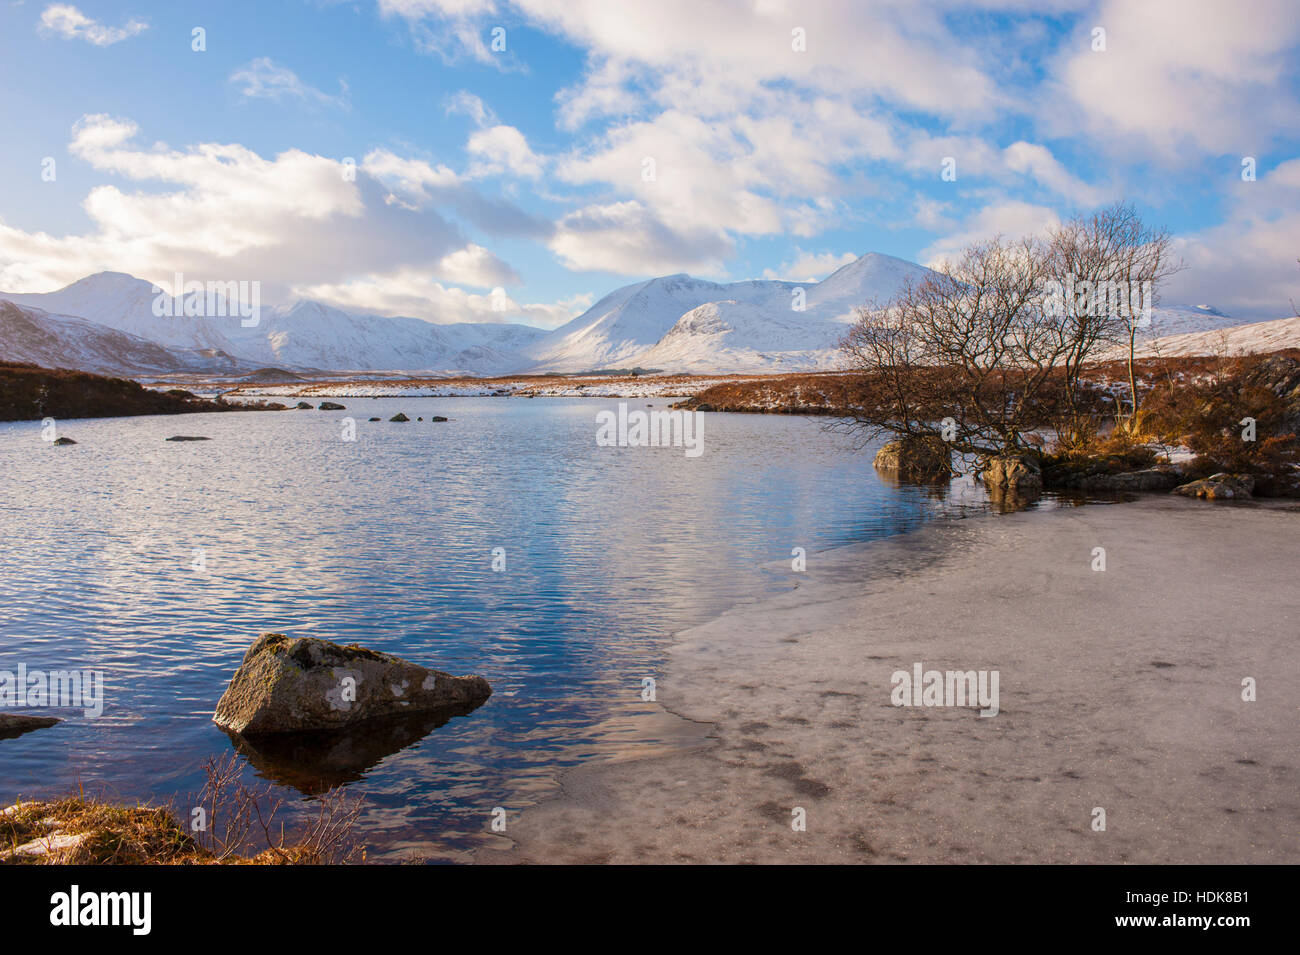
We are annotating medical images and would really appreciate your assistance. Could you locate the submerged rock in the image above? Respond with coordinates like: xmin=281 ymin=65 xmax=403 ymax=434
xmin=165 ymin=435 xmax=210 ymax=442
xmin=982 ymin=453 xmax=1043 ymax=492
xmin=389 ymin=413 xmax=410 ymax=422
xmin=318 ymin=401 xmax=346 ymax=411
xmin=1173 ymin=473 xmax=1255 ymax=500
xmin=212 ymin=633 xmax=491 ymax=735
xmin=51 ymin=437 xmax=76 ymax=445
xmin=873 ymin=436 xmax=952 ymax=481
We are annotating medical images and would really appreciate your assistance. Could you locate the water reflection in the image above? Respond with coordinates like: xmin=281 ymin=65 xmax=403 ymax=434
xmin=0 ymin=398 xmax=1003 ymax=859
xmin=223 ymin=703 xmax=485 ymax=795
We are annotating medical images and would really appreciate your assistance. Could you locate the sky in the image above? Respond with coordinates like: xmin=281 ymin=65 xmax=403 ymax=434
xmin=0 ymin=0 xmax=1297 ymax=327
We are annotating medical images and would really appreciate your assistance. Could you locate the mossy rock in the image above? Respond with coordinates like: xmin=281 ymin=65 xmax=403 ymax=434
xmin=873 ymin=437 xmax=952 ymax=481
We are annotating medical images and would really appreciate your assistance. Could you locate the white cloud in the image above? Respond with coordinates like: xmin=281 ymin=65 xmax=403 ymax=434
xmin=1164 ymin=160 xmax=1300 ymax=317
xmin=1054 ymin=0 xmax=1300 ymax=157
xmin=1001 ymin=141 xmax=1108 ymax=205
xmin=38 ymin=4 xmax=147 ymax=46
xmin=515 ymin=0 xmax=999 ymax=119
xmin=364 ymin=149 xmax=461 ymax=205
xmin=434 ymin=243 xmax=519 ymax=287
xmin=363 ymin=147 xmax=551 ymax=236
xmin=377 ymin=0 xmax=516 ymax=67
xmin=0 ymin=115 xmax=510 ymax=304
xmin=294 ymin=267 xmax=587 ymax=327
xmin=552 ymin=101 xmax=884 ymax=248
xmin=230 ymin=58 xmax=350 ymax=110
xmin=467 ymin=125 xmax=545 ymax=179
xmin=763 ymin=250 xmax=859 ymax=283
xmin=918 ymin=199 xmax=1061 ymax=267
xmin=445 ymin=90 xmax=496 ymax=127
xmin=548 ymin=200 xmax=732 ymax=276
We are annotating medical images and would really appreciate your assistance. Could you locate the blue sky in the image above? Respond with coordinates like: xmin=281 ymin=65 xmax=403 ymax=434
xmin=1 ymin=0 xmax=1298 ymax=325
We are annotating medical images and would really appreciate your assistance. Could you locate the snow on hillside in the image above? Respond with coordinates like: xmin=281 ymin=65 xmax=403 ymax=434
xmin=1144 ymin=304 xmax=1242 ymax=338
xmin=522 ymin=273 xmax=768 ymax=371
xmin=4 ymin=258 xmax=1293 ymax=378
xmin=1138 ymin=314 xmax=1300 ymax=357
xmin=0 ymin=301 xmax=250 ymax=376
xmin=223 ymin=300 xmax=546 ymax=375
xmin=525 ymin=252 xmax=934 ymax=373
xmin=633 ymin=253 xmax=934 ymax=373
xmin=0 ymin=272 xmax=243 ymax=353
xmin=0 ymin=273 xmax=547 ymax=375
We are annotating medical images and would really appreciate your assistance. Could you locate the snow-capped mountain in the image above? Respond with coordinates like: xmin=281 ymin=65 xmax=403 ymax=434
xmin=523 ymin=253 xmax=934 ymax=373
xmin=0 ymin=301 xmax=251 ymax=376
xmin=520 ymin=273 xmax=776 ymax=371
xmin=223 ymin=300 xmax=547 ymax=374
xmin=2 ymin=256 xmax=1291 ymax=378
xmin=0 ymin=273 xmax=546 ymax=375
xmin=0 ymin=272 xmax=236 ymax=353
xmin=633 ymin=253 xmax=935 ymax=373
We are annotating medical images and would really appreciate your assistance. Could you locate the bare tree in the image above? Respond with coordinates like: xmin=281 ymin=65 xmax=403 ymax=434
xmin=838 ymin=204 xmax=1180 ymax=466
xmin=1046 ymin=202 xmax=1180 ymax=430
xmin=839 ymin=235 xmax=1071 ymax=463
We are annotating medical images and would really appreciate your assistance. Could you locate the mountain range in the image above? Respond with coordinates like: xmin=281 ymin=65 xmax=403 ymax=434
xmin=0 ymin=253 xmax=1282 ymax=378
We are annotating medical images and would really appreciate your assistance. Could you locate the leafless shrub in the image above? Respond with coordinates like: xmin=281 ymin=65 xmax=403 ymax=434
xmin=194 ymin=754 xmax=365 ymax=864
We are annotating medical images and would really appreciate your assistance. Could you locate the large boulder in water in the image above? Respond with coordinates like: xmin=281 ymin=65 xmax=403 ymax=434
xmin=873 ymin=436 xmax=952 ymax=481
xmin=212 ymin=633 xmax=491 ymax=735
xmin=982 ymin=453 xmax=1043 ymax=492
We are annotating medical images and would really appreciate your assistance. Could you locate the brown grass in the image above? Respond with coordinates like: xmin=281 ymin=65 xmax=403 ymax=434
xmin=0 ymin=361 xmax=284 ymax=421
xmin=2 ymin=758 xmax=365 ymax=865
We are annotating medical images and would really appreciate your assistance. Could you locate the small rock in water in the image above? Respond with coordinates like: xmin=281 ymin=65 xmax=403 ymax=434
xmin=431 ymin=415 xmax=448 ymax=422
xmin=165 ymin=435 xmax=210 ymax=442
xmin=51 ymin=437 xmax=76 ymax=445
xmin=390 ymin=413 xmax=410 ymax=422
xmin=318 ymin=401 xmax=346 ymax=410
xmin=212 ymin=633 xmax=492 ymax=734
xmin=417 ymin=416 xmax=423 ymax=421
xmin=1173 ymin=472 xmax=1254 ymax=500
xmin=368 ymin=416 xmax=381 ymax=422
xmin=294 ymin=401 xmax=313 ymax=410
xmin=0 ymin=713 xmax=61 ymax=738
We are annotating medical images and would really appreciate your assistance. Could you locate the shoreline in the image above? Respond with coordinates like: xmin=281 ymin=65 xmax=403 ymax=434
xmin=477 ymin=495 xmax=1300 ymax=864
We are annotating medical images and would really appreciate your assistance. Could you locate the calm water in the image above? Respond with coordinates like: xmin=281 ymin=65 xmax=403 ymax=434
xmin=0 ymin=397 xmax=995 ymax=860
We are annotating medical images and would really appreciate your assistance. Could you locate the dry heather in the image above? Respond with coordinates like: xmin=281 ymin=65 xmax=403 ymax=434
xmin=2 ymin=757 xmax=365 ymax=865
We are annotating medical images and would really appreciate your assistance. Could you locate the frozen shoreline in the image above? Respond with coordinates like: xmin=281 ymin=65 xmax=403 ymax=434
xmin=479 ymin=495 xmax=1300 ymax=864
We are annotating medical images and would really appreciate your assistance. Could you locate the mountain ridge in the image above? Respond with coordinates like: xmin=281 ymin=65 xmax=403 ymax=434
xmin=0 ymin=254 xmax=1287 ymax=377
